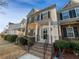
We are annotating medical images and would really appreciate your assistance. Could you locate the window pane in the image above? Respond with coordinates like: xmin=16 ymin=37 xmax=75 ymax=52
xmin=67 ymin=33 xmax=74 ymax=37
xmin=43 ymin=28 xmax=48 ymax=40
xmin=48 ymin=11 xmax=50 ymax=18
xmin=76 ymin=8 xmax=79 ymax=17
xmin=62 ymin=11 xmax=69 ymax=19
xmin=67 ymin=27 xmax=74 ymax=37
xmin=42 ymin=12 xmax=48 ymax=19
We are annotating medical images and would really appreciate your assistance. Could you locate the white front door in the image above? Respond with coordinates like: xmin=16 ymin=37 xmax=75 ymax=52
xmin=39 ymin=27 xmax=49 ymax=43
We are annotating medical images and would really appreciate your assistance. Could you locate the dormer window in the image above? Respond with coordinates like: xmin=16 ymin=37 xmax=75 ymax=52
xmin=75 ymin=7 xmax=79 ymax=17
xmin=62 ymin=11 xmax=70 ymax=20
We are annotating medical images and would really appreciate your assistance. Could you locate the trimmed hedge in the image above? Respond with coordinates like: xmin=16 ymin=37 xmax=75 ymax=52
xmin=4 ymin=35 xmax=17 ymax=42
xmin=72 ymin=40 xmax=79 ymax=53
xmin=54 ymin=40 xmax=79 ymax=53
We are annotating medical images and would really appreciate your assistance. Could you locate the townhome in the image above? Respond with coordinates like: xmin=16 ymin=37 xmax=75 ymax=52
xmin=59 ymin=0 xmax=79 ymax=39
xmin=17 ymin=19 xmax=27 ymax=36
xmin=5 ymin=22 xmax=20 ymax=35
xmin=26 ymin=4 xmax=59 ymax=44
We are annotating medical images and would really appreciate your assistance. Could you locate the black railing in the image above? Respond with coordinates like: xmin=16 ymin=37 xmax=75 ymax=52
xmin=43 ymin=39 xmax=49 ymax=59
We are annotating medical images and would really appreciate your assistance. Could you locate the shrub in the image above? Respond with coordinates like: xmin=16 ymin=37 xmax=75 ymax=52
xmin=4 ymin=35 xmax=17 ymax=42
xmin=54 ymin=40 xmax=71 ymax=49
xmin=27 ymin=37 xmax=35 ymax=47
xmin=72 ymin=40 xmax=79 ymax=54
xmin=17 ymin=37 xmax=27 ymax=45
xmin=54 ymin=40 xmax=79 ymax=54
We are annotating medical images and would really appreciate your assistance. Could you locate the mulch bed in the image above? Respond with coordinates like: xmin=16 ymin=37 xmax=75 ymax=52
xmin=60 ymin=53 xmax=79 ymax=59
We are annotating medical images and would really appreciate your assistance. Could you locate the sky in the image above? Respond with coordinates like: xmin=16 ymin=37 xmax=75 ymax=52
xmin=0 ymin=0 xmax=68 ymax=32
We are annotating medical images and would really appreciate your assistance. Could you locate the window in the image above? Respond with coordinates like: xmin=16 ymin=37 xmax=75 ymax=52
xmin=75 ymin=8 xmax=79 ymax=17
xmin=28 ymin=18 xmax=31 ymax=23
xmin=37 ymin=15 xmax=40 ymax=21
xmin=69 ymin=9 xmax=76 ymax=18
xmin=30 ymin=17 xmax=34 ymax=23
xmin=41 ymin=14 xmax=43 ymax=20
xmin=62 ymin=11 xmax=70 ymax=20
xmin=60 ymin=13 xmax=63 ymax=20
xmin=34 ymin=16 xmax=37 ymax=21
xmin=73 ymin=27 xmax=79 ymax=37
xmin=66 ymin=27 xmax=75 ymax=38
xmin=78 ymin=28 xmax=79 ymax=36
xmin=41 ymin=28 xmax=48 ymax=40
xmin=41 ymin=12 xmax=49 ymax=20
xmin=43 ymin=28 xmax=48 ymax=40
xmin=48 ymin=11 xmax=51 ymax=18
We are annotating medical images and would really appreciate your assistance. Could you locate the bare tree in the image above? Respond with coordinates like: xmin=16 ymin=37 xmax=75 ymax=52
xmin=0 ymin=0 xmax=8 ymax=7
xmin=0 ymin=0 xmax=8 ymax=14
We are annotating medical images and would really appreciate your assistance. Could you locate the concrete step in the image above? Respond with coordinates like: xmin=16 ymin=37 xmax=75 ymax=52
xmin=35 ymin=42 xmax=52 ymax=48
xmin=31 ymin=46 xmax=51 ymax=55
xmin=29 ymin=49 xmax=52 ymax=59
xmin=29 ymin=42 xmax=53 ymax=59
xmin=29 ymin=49 xmax=43 ymax=58
xmin=33 ymin=45 xmax=52 ymax=52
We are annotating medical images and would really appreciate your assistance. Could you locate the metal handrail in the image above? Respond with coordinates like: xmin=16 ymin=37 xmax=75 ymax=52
xmin=43 ymin=39 xmax=49 ymax=59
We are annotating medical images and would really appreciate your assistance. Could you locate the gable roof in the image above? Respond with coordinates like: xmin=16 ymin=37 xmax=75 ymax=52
xmin=27 ymin=4 xmax=56 ymax=17
xmin=27 ymin=8 xmax=39 ymax=17
xmin=20 ymin=18 xmax=27 ymax=24
xmin=61 ymin=0 xmax=79 ymax=11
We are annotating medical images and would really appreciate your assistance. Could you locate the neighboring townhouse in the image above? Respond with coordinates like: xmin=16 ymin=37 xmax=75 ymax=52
xmin=2 ymin=18 xmax=27 ymax=36
xmin=59 ymin=0 xmax=79 ymax=39
xmin=17 ymin=19 xmax=27 ymax=36
xmin=26 ymin=4 xmax=59 ymax=44
xmin=5 ymin=22 xmax=20 ymax=35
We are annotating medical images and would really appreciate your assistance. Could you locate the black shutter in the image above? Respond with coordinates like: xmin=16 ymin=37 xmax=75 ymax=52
xmin=37 ymin=15 xmax=39 ymax=21
xmin=69 ymin=10 xmax=72 ymax=18
xmin=72 ymin=9 xmax=76 ymax=17
xmin=73 ymin=27 xmax=79 ymax=37
xmin=41 ymin=14 xmax=43 ymax=20
xmin=63 ymin=28 xmax=67 ymax=37
xmin=60 ymin=13 xmax=63 ymax=20
xmin=48 ymin=11 xmax=50 ymax=18
xmin=69 ymin=9 xmax=76 ymax=18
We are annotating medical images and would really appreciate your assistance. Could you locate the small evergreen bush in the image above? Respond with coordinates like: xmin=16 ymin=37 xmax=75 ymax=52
xmin=54 ymin=40 xmax=79 ymax=54
xmin=4 ymin=35 xmax=17 ymax=42
xmin=17 ymin=37 xmax=27 ymax=45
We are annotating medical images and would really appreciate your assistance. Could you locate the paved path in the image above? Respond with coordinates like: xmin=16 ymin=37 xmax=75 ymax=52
xmin=0 ymin=36 xmax=26 ymax=59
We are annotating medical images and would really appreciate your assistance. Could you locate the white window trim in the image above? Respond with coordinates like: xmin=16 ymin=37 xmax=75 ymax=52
xmin=41 ymin=26 xmax=53 ymax=40
xmin=78 ymin=28 xmax=79 ymax=35
xmin=39 ymin=14 xmax=41 ymax=20
xmin=75 ymin=7 xmax=79 ymax=18
xmin=62 ymin=10 xmax=70 ymax=20
xmin=41 ymin=27 xmax=48 ymax=39
xmin=66 ymin=27 xmax=75 ymax=38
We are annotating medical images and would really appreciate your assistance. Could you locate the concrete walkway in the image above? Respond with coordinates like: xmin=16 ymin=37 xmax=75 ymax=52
xmin=18 ymin=54 xmax=41 ymax=59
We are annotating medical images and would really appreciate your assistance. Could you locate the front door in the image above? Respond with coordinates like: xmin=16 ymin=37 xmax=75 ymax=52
xmin=43 ymin=28 xmax=48 ymax=40
xmin=39 ymin=28 xmax=49 ymax=43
